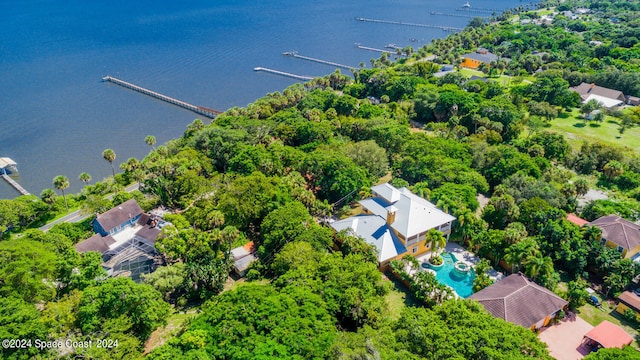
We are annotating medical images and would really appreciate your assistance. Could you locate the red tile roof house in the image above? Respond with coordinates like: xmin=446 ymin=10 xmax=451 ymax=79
xmin=469 ymin=273 xmax=568 ymax=330
xmin=581 ymin=320 xmax=633 ymax=351
xmin=74 ymin=199 xmax=167 ymax=280
xmin=567 ymin=213 xmax=589 ymax=227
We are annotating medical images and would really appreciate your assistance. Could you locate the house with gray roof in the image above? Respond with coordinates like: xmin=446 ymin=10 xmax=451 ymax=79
xmin=330 ymin=183 xmax=455 ymax=264
xmin=469 ymin=273 xmax=568 ymax=329
xmin=569 ymin=82 xmax=626 ymax=108
xmin=589 ymin=215 xmax=640 ymax=260
xmin=460 ymin=48 xmax=509 ymax=69
xmin=75 ymin=199 xmax=168 ymax=281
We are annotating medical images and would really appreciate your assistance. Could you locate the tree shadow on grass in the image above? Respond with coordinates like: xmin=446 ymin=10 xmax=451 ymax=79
xmin=384 ymin=271 xmax=421 ymax=308
xmin=573 ymin=122 xmax=587 ymax=128
xmin=588 ymin=123 xmax=601 ymax=128
xmin=558 ymin=112 xmax=571 ymax=119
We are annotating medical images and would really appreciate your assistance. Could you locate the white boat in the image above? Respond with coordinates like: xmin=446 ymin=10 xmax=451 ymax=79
xmin=463 ymin=1 xmax=471 ymax=8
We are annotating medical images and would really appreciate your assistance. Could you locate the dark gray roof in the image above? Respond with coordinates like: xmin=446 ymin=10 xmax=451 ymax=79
xmin=95 ymin=199 xmax=143 ymax=232
xmin=469 ymin=273 xmax=567 ymax=328
xmin=590 ymin=215 xmax=640 ymax=251
xmin=462 ymin=51 xmax=508 ymax=63
xmin=135 ymin=225 xmax=161 ymax=244
xmin=570 ymin=82 xmax=625 ymax=101
xmin=75 ymin=233 xmax=116 ymax=253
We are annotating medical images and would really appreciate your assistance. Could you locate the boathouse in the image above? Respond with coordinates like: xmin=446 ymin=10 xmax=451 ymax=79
xmin=0 ymin=157 xmax=18 ymax=175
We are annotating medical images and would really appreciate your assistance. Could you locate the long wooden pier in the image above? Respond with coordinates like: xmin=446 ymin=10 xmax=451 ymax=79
xmin=102 ymin=76 xmax=221 ymax=118
xmin=430 ymin=11 xmax=486 ymax=19
xmin=355 ymin=17 xmax=462 ymax=32
xmin=253 ymin=67 xmax=314 ymax=81
xmin=2 ymin=174 xmax=29 ymax=195
xmin=355 ymin=44 xmax=396 ymax=54
xmin=283 ymin=52 xmax=353 ymax=70
xmin=456 ymin=8 xmax=497 ymax=14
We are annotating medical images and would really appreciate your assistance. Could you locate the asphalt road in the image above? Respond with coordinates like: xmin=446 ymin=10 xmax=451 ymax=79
xmin=39 ymin=182 xmax=139 ymax=231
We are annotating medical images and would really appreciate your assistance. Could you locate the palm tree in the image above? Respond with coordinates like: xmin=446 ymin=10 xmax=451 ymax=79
xmin=53 ymin=175 xmax=70 ymax=211
xmin=40 ymin=188 xmax=57 ymax=207
xmin=503 ymin=237 xmax=539 ymax=273
xmin=426 ymin=229 xmax=447 ymax=259
xmin=574 ymin=178 xmax=589 ymax=197
xmin=523 ymin=255 xmax=554 ymax=281
xmin=102 ymin=149 xmax=117 ymax=177
xmin=79 ymin=172 xmax=91 ymax=184
xmin=603 ymin=160 xmax=624 ymax=181
xmin=145 ymin=135 xmax=156 ymax=150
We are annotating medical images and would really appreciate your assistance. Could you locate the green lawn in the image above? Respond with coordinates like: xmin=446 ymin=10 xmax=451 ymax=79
xmin=545 ymin=109 xmax=640 ymax=153
xmin=383 ymin=272 xmax=421 ymax=321
xmin=577 ymin=293 xmax=639 ymax=348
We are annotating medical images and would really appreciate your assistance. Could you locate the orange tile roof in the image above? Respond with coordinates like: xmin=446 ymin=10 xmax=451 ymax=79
xmin=243 ymin=241 xmax=255 ymax=253
xmin=583 ymin=320 xmax=633 ymax=348
xmin=567 ymin=213 xmax=589 ymax=227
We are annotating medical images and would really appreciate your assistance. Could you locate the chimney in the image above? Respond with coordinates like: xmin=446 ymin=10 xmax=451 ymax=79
xmin=351 ymin=218 xmax=359 ymax=232
xmin=386 ymin=205 xmax=398 ymax=226
xmin=589 ymin=83 xmax=595 ymax=92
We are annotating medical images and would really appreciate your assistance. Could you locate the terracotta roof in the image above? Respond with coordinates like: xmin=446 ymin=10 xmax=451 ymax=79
xmin=74 ymin=234 xmax=116 ymax=253
xmin=583 ymin=321 xmax=633 ymax=348
xmin=589 ymin=215 xmax=640 ymax=251
xmin=567 ymin=213 xmax=589 ymax=227
xmin=570 ymin=83 xmax=625 ymax=101
xmin=618 ymin=291 xmax=640 ymax=312
xmin=469 ymin=273 xmax=568 ymax=328
xmin=94 ymin=199 xmax=143 ymax=232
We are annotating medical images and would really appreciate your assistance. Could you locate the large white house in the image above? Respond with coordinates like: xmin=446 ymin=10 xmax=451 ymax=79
xmin=331 ymin=183 xmax=455 ymax=264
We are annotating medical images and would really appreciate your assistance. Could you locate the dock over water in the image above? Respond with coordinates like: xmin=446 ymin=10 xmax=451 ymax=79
xmin=254 ymin=67 xmax=314 ymax=81
xmin=355 ymin=44 xmax=396 ymax=54
xmin=283 ymin=52 xmax=354 ymax=70
xmin=355 ymin=17 xmax=462 ymax=32
xmin=2 ymin=174 xmax=29 ymax=196
xmin=102 ymin=76 xmax=221 ymax=118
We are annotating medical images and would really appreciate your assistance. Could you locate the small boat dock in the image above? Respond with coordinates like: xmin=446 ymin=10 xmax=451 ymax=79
xmin=0 ymin=157 xmax=29 ymax=196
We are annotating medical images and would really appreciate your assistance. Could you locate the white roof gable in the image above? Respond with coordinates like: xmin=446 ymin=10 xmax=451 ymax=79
xmin=391 ymin=188 xmax=456 ymax=239
xmin=360 ymin=184 xmax=456 ymax=239
xmin=330 ymin=215 xmax=406 ymax=262
xmin=583 ymin=94 xmax=623 ymax=108
xmin=371 ymin=183 xmax=401 ymax=203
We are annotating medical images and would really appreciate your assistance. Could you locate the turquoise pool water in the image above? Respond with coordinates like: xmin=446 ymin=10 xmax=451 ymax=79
xmin=423 ymin=252 xmax=475 ymax=298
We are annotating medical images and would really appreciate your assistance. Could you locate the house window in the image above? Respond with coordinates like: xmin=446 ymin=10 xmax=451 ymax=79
xmin=412 ymin=247 xmax=417 ymax=254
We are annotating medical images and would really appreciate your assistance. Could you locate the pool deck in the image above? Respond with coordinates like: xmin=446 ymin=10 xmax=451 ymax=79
xmin=415 ymin=242 xmax=505 ymax=282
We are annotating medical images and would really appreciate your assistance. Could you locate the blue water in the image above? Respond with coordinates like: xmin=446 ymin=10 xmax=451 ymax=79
xmin=0 ymin=0 xmax=518 ymax=198
xmin=427 ymin=252 xmax=476 ymax=298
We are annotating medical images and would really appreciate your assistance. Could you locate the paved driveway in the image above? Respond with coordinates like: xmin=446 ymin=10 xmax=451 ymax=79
xmin=538 ymin=314 xmax=594 ymax=360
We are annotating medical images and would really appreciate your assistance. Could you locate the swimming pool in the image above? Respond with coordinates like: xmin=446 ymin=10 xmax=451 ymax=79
xmin=423 ymin=252 xmax=475 ymax=298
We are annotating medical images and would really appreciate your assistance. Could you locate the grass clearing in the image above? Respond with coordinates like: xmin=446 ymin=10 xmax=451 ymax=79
xmin=144 ymin=310 xmax=198 ymax=354
xmin=545 ymin=108 xmax=640 ymax=153
xmin=385 ymin=289 xmax=407 ymax=322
